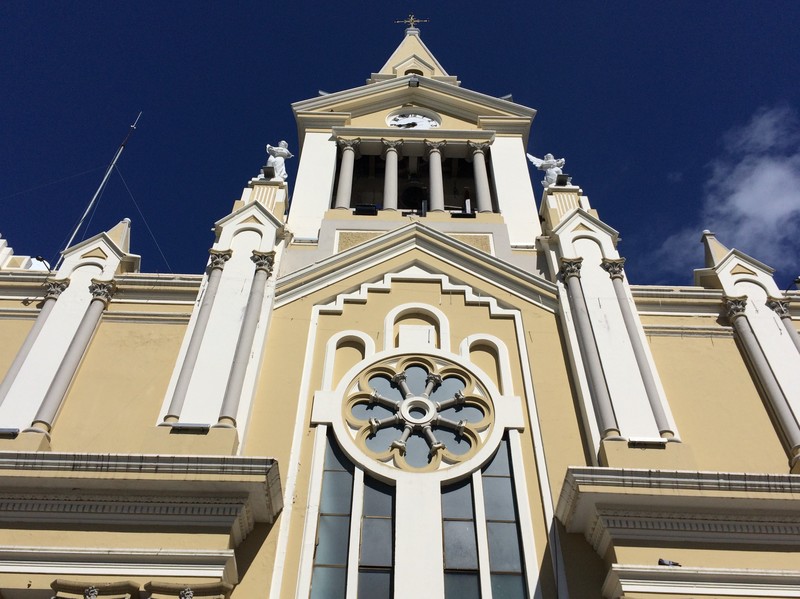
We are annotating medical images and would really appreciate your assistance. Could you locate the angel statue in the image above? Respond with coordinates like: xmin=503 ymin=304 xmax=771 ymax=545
xmin=527 ymin=152 xmax=566 ymax=187
xmin=264 ymin=140 xmax=294 ymax=181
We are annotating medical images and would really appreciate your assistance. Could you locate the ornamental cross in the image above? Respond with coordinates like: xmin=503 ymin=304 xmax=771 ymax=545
xmin=395 ymin=13 xmax=429 ymax=28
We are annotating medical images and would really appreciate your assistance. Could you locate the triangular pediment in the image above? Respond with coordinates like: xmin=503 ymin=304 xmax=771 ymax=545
xmin=551 ymin=208 xmax=620 ymax=244
xmin=276 ymin=223 xmax=557 ymax=311
xmin=214 ymin=198 xmax=285 ymax=234
xmin=369 ymin=28 xmax=453 ymax=84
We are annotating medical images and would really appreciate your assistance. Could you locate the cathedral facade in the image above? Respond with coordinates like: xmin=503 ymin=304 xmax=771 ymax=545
xmin=1 ymin=26 xmax=799 ymax=599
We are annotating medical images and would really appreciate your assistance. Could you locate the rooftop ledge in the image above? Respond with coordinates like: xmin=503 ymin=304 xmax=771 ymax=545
xmin=0 ymin=451 xmax=282 ymax=545
xmin=556 ymin=467 xmax=800 ymax=556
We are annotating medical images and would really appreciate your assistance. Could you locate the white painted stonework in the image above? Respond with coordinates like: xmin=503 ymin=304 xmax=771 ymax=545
xmin=490 ymin=136 xmax=542 ymax=244
xmin=286 ymin=131 xmax=338 ymax=241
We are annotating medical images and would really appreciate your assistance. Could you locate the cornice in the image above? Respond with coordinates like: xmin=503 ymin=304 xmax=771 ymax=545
xmin=603 ymin=564 xmax=800 ymax=598
xmin=275 ymin=223 xmax=559 ymax=312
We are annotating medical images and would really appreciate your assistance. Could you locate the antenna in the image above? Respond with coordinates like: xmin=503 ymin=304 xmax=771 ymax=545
xmin=54 ymin=112 xmax=142 ymax=271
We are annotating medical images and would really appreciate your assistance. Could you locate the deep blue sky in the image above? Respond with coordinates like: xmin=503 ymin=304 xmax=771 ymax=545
xmin=2 ymin=2 xmax=799 ymax=286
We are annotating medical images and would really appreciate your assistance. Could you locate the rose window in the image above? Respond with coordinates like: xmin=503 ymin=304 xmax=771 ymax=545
xmin=344 ymin=356 xmax=493 ymax=471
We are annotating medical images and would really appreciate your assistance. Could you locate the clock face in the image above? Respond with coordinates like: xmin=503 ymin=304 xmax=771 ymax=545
xmin=387 ymin=112 xmax=440 ymax=129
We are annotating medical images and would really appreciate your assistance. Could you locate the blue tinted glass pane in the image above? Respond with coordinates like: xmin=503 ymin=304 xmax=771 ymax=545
xmin=436 ymin=429 xmax=471 ymax=455
xmin=365 ymin=424 xmax=404 ymax=453
xmin=325 ymin=439 xmax=352 ymax=472
xmin=483 ymin=476 xmax=515 ymax=521
xmin=491 ymin=573 xmax=526 ymax=598
xmin=404 ymin=433 xmax=431 ymax=468
xmin=442 ymin=480 xmax=473 ymax=519
xmin=404 ymin=365 xmax=428 ymax=395
xmin=320 ymin=470 xmax=353 ymax=514
xmin=310 ymin=566 xmax=346 ymax=599
xmin=483 ymin=440 xmax=510 ymax=476
xmin=316 ymin=515 xmax=350 ymax=565
xmin=358 ymin=569 xmax=392 ymax=599
xmin=444 ymin=572 xmax=480 ymax=599
xmin=351 ymin=402 xmax=394 ymax=421
xmin=430 ymin=376 xmax=466 ymax=401
xmin=363 ymin=478 xmax=393 ymax=517
xmin=443 ymin=520 xmax=478 ymax=569
xmin=360 ymin=518 xmax=393 ymax=567
xmin=487 ymin=521 xmax=522 ymax=572
xmin=439 ymin=404 xmax=484 ymax=423
xmin=369 ymin=375 xmax=400 ymax=400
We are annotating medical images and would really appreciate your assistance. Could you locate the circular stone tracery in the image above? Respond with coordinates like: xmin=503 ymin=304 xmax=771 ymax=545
xmin=344 ymin=356 xmax=493 ymax=471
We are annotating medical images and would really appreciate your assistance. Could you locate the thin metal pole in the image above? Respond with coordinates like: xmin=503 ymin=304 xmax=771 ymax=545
xmin=54 ymin=112 xmax=142 ymax=271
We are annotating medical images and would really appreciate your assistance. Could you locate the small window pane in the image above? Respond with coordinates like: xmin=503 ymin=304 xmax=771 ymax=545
xmin=443 ymin=520 xmax=478 ymax=570
xmin=487 ymin=521 xmax=522 ymax=572
xmin=365 ymin=424 xmax=404 ymax=453
xmin=442 ymin=480 xmax=473 ymax=519
xmin=320 ymin=470 xmax=353 ymax=514
xmin=316 ymin=515 xmax=350 ymax=565
xmin=483 ymin=441 xmax=510 ymax=476
xmin=363 ymin=478 xmax=393 ymax=517
xmin=404 ymin=433 xmax=431 ymax=468
xmin=369 ymin=375 xmax=399 ymax=400
xmin=360 ymin=518 xmax=393 ymax=567
xmin=431 ymin=376 xmax=466 ymax=401
xmin=404 ymin=365 xmax=428 ymax=395
xmin=325 ymin=440 xmax=352 ymax=472
xmin=352 ymin=402 xmax=394 ymax=421
xmin=482 ymin=476 xmax=516 ymax=521
xmin=436 ymin=429 xmax=471 ymax=455
xmin=444 ymin=572 xmax=480 ymax=599
xmin=491 ymin=573 xmax=526 ymax=598
xmin=358 ymin=569 xmax=392 ymax=599
xmin=310 ymin=566 xmax=346 ymax=599
xmin=439 ymin=404 xmax=484 ymax=423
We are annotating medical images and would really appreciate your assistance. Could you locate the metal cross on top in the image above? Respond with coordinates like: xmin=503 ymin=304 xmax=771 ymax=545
xmin=395 ymin=13 xmax=430 ymax=28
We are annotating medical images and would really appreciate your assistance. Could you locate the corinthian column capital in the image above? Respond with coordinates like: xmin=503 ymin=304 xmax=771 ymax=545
xmin=44 ymin=278 xmax=69 ymax=300
xmin=208 ymin=249 xmax=232 ymax=271
xmin=251 ymin=250 xmax=276 ymax=275
xmin=767 ymin=296 xmax=791 ymax=318
xmin=467 ymin=140 xmax=491 ymax=155
xmin=88 ymin=279 xmax=117 ymax=307
xmin=601 ymin=258 xmax=626 ymax=280
xmin=381 ymin=138 xmax=403 ymax=156
xmin=723 ymin=295 xmax=748 ymax=321
xmin=424 ymin=140 xmax=447 ymax=155
xmin=559 ymin=257 xmax=583 ymax=280
xmin=337 ymin=138 xmax=361 ymax=151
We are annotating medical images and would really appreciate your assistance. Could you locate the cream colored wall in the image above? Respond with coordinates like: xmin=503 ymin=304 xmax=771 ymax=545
xmin=0 ymin=317 xmax=34 ymax=379
xmin=348 ymin=107 xmax=477 ymax=130
xmin=51 ymin=319 xmax=186 ymax=453
xmin=648 ymin=333 xmax=788 ymax=473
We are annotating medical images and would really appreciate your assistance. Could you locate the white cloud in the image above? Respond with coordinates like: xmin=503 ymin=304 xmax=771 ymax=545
xmin=654 ymin=105 xmax=800 ymax=282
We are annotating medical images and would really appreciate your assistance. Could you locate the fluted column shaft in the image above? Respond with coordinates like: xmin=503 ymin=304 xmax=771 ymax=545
xmin=382 ymin=139 xmax=401 ymax=211
xmin=334 ymin=139 xmax=360 ymax=209
xmin=217 ymin=251 xmax=275 ymax=427
xmin=30 ymin=280 xmax=116 ymax=433
xmin=727 ymin=296 xmax=800 ymax=463
xmin=767 ymin=297 xmax=800 ymax=354
xmin=468 ymin=142 xmax=493 ymax=213
xmin=0 ymin=279 xmax=68 ymax=406
xmin=602 ymin=258 xmax=673 ymax=438
xmin=163 ymin=250 xmax=231 ymax=423
xmin=425 ymin=141 xmax=446 ymax=212
xmin=561 ymin=258 xmax=619 ymax=438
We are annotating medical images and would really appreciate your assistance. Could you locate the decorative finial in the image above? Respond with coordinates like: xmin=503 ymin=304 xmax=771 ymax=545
xmin=395 ymin=13 xmax=430 ymax=29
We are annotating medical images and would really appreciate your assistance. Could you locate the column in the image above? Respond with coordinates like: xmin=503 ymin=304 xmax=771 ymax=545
xmin=767 ymin=297 xmax=800 ymax=354
xmin=425 ymin=140 xmax=446 ymax=212
xmin=726 ymin=296 xmax=800 ymax=464
xmin=29 ymin=280 xmax=116 ymax=434
xmin=468 ymin=141 xmax=493 ymax=213
xmin=602 ymin=258 xmax=673 ymax=438
xmin=0 ymin=278 xmax=68 ymax=406
xmin=334 ymin=138 xmax=360 ymax=209
xmin=381 ymin=139 xmax=402 ymax=211
xmin=163 ymin=249 xmax=231 ymax=423
xmin=561 ymin=258 xmax=620 ymax=438
xmin=217 ymin=250 xmax=275 ymax=427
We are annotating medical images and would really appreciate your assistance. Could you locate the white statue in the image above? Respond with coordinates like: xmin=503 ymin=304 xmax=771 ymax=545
xmin=527 ymin=152 xmax=566 ymax=187
xmin=264 ymin=140 xmax=294 ymax=181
